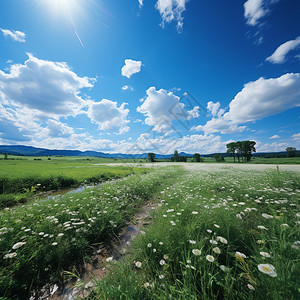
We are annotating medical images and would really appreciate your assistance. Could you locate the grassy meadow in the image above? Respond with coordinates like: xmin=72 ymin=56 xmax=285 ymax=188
xmin=0 ymin=166 xmax=184 ymax=299
xmin=89 ymin=167 xmax=300 ymax=299
xmin=0 ymin=157 xmax=149 ymax=208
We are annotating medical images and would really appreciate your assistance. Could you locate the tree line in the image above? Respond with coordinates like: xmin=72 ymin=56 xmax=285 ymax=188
xmin=226 ymin=141 xmax=256 ymax=162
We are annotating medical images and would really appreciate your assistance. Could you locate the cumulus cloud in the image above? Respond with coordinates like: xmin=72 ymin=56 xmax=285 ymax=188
xmin=47 ymin=120 xmax=74 ymax=138
xmin=0 ymin=54 xmax=95 ymax=117
xmin=228 ymin=73 xmax=300 ymax=123
xmin=87 ymin=99 xmax=130 ymax=134
xmin=0 ymin=28 xmax=26 ymax=42
xmin=155 ymin=0 xmax=188 ymax=32
xmin=194 ymin=73 xmax=300 ymax=135
xmin=138 ymin=0 xmax=144 ymax=8
xmin=111 ymin=132 xmax=230 ymax=154
xmin=269 ymin=135 xmax=280 ymax=139
xmin=266 ymin=36 xmax=300 ymax=64
xmin=121 ymin=59 xmax=142 ymax=78
xmin=137 ymin=87 xmax=199 ymax=133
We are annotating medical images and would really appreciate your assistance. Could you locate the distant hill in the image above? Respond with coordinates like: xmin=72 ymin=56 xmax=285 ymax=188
xmin=0 ymin=145 xmax=193 ymax=159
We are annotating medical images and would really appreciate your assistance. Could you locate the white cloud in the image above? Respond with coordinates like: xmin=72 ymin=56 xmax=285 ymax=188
xmin=138 ymin=0 xmax=144 ymax=8
xmin=110 ymin=132 xmax=229 ymax=154
xmin=47 ymin=120 xmax=74 ymax=138
xmin=228 ymin=73 xmax=300 ymax=123
xmin=0 ymin=28 xmax=26 ymax=42
xmin=244 ymin=0 xmax=279 ymax=26
xmin=122 ymin=85 xmax=134 ymax=91
xmin=0 ymin=54 xmax=95 ymax=117
xmin=155 ymin=0 xmax=188 ymax=32
xmin=256 ymin=141 xmax=292 ymax=152
xmin=87 ymin=99 xmax=129 ymax=134
xmin=292 ymin=133 xmax=300 ymax=140
xmin=193 ymin=73 xmax=300 ymax=135
xmin=244 ymin=0 xmax=266 ymax=26
xmin=269 ymin=135 xmax=280 ymax=139
xmin=137 ymin=87 xmax=198 ymax=133
xmin=121 ymin=59 xmax=142 ymax=78
xmin=266 ymin=36 xmax=300 ymax=64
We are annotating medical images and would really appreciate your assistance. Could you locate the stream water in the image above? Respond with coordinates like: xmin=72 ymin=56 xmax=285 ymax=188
xmin=30 ymin=181 xmax=158 ymax=300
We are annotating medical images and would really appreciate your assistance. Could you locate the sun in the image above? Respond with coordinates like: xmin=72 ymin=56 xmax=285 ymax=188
xmin=40 ymin=0 xmax=81 ymax=19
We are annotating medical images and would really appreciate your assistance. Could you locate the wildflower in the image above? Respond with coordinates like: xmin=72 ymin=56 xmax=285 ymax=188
xmin=159 ymin=242 xmax=163 ymax=245
xmin=189 ymin=240 xmax=196 ymax=244
xmin=260 ymin=251 xmax=271 ymax=258
xmin=235 ymin=251 xmax=247 ymax=259
xmin=52 ymin=242 xmax=58 ymax=246
xmin=153 ymin=248 xmax=157 ymax=253
xmin=220 ymin=265 xmax=230 ymax=272
xmin=247 ymin=284 xmax=255 ymax=291
xmin=39 ymin=232 xmax=45 ymax=236
xmin=192 ymin=211 xmax=198 ymax=215
xmin=257 ymin=240 xmax=265 ymax=244
xmin=217 ymin=236 xmax=228 ymax=244
xmin=257 ymin=225 xmax=268 ymax=230
xmin=58 ymin=233 xmax=64 ymax=237
xmin=160 ymin=259 xmax=166 ymax=266
xmin=187 ymin=259 xmax=191 ymax=264
xmin=106 ymin=257 xmax=114 ymax=262
xmin=206 ymin=255 xmax=215 ymax=262
xmin=163 ymin=255 xmax=169 ymax=260
xmin=292 ymin=241 xmax=300 ymax=250
xmin=144 ymin=282 xmax=150 ymax=288
xmin=170 ymin=221 xmax=176 ymax=226
xmin=213 ymin=247 xmax=221 ymax=254
xmin=192 ymin=249 xmax=201 ymax=256
xmin=4 ymin=252 xmax=17 ymax=259
xmin=214 ymin=224 xmax=220 ymax=228
xmin=258 ymin=264 xmax=277 ymax=277
xmin=135 ymin=261 xmax=142 ymax=268
xmin=281 ymin=223 xmax=289 ymax=227
xmin=209 ymin=239 xmax=218 ymax=245
xmin=159 ymin=275 xmax=164 ymax=279
xmin=262 ymin=213 xmax=273 ymax=219
xmin=12 ymin=242 xmax=26 ymax=250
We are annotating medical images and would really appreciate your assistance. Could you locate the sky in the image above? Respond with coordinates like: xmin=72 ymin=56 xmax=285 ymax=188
xmin=0 ymin=0 xmax=299 ymax=155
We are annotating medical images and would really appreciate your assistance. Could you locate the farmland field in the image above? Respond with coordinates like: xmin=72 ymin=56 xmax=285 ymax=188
xmin=0 ymin=157 xmax=150 ymax=208
xmin=0 ymin=164 xmax=299 ymax=299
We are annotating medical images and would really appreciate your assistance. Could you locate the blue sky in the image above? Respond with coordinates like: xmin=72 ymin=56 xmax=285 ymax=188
xmin=0 ymin=0 xmax=299 ymax=154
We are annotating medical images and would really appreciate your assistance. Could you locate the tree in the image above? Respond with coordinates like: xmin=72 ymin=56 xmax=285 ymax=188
xmin=226 ymin=142 xmax=236 ymax=162
xmin=286 ymin=147 xmax=296 ymax=157
xmin=243 ymin=141 xmax=256 ymax=161
xmin=227 ymin=141 xmax=256 ymax=162
xmin=4 ymin=153 xmax=8 ymax=160
xmin=147 ymin=152 xmax=156 ymax=162
xmin=173 ymin=150 xmax=180 ymax=162
xmin=214 ymin=153 xmax=225 ymax=162
xmin=193 ymin=153 xmax=201 ymax=162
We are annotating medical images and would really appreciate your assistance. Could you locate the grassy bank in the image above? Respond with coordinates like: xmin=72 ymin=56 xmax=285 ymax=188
xmin=91 ymin=169 xmax=300 ymax=299
xmin=0 ymin=167 xmax=184 ymax=299
xmin=0 ymin=157 xmax=150 ymax=208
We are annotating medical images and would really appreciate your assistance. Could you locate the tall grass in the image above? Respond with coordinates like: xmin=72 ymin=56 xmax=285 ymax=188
xmin=91 ymin=169 xmax=300 ymax=299
xmin=0 ymin=167 xmax=184 ymax=299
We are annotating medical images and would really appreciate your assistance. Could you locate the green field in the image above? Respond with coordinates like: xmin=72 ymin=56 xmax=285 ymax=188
xmin=0 ymin=165 xmax=299 ymax=299
xmin=0 ymin=167 xmax=183 ymax=299
xmin=0 ymin=157 xmax=150 ymax=208
xmin=90 ymin=167 xmax=300 ymax=300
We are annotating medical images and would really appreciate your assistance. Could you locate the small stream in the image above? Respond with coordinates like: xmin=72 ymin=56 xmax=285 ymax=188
xmin=31 ymin=182 xmax=159 ymax=300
